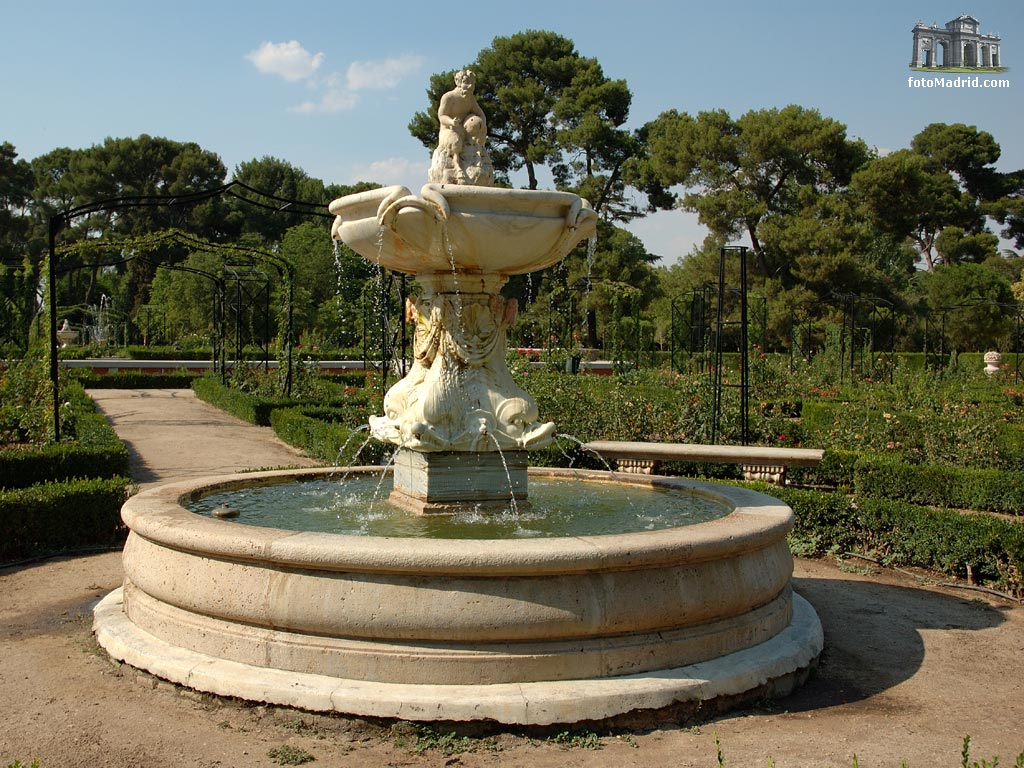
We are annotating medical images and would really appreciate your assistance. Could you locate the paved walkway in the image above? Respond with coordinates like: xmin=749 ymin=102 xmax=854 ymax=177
xmin=89 ymin=388 xmax=321 ymax=489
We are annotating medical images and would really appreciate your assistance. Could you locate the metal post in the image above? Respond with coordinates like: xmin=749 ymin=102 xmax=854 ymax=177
xmin=711 ymin=253 xmax=726 ymax=446
xmin=739 ymin=247 xmax=749 ymax=446
xmin=48 ymin=217 xmax=61 ymax=442
xmin=285 ymin=273 xmax=294 ymax=396
xmin=399 ymin=274 xmax=408 ymax=378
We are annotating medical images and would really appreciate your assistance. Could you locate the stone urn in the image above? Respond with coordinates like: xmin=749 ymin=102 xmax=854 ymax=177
xmin=984 ymin=350 xmax=1001 ymax=376
xmin=56 ymin=320 xmax=78 ymax=348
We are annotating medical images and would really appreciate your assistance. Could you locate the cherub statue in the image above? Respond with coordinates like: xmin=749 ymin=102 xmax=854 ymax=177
xmin=428 ymin=69 xmax=495 ymax=186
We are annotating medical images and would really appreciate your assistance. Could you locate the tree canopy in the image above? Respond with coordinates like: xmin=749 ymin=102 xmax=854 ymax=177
xmin=408 ymin=30 xmax=642 ymax=219
xmin=630 ymin=105 xmax=870 ymax=280
xmin=850 ymin=123 xmax=1007 ymax=272
xmin=2 ymin=28 xmax=1023 ymax=360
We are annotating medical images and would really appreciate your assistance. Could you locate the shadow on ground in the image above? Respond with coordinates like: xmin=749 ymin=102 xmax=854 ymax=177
xmin=782 ymin=576 xmax=1007 ymax=712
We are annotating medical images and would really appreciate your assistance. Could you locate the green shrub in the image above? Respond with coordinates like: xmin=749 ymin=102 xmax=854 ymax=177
xmin=0 ymin=378 xmax=129 ymax=489
xmin=855 ymin=454 xmax=1024 ymax=515
xmin=192 ymin=376 xmax=285 ymax=425
xmin=996 ymin=423 xmax=1024 ymax=463
xmin=0 ymin=353 xmax=73 ymax=446
xmin=322 ymin=370 xmax=370 ymax=388
xmin=56 ymin=345 xmax=213 ymax=361
xmin=788 ymin=449 xmax=862 ymax=489
xmin=769 ymin=485 xmax=863 ymax=556
xmin=193 ymin=375 xmax=372 ymax=426
xmin=733 ymin=481 xmax=1024 ymax=584
xmin=269 ymin=407 xmax=387 ymax=465
xmin=0 ymin=444 xmax=130 ymax=490
xmin=0 ymin=476 xmax=132 ymax=562
xmin=73 ymin=370 xmax=201 ymax=389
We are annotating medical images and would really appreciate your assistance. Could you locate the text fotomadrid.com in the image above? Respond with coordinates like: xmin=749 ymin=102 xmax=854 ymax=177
xmin=907 ymin=75 xmax=1010 ymax=88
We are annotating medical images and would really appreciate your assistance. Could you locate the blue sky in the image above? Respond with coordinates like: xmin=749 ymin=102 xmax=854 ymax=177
xmin=3 ymin=0 xmax=1021 ymax=262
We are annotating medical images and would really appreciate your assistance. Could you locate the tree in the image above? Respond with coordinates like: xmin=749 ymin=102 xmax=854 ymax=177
xmin=278 ymin=220 xmax=374 ymax=349
xmin=853 ymin=123 xmax=1007 ymax=271
xmin=911 ymin=123 xmax=1002 ymax=200
xmin=147 ymin=250 xmax=223 ymax=342
xmin=988 ymin=169 xmax=1024 ymax=250
xmin=547 ymin=56 xmax=640 ymax=220
xmin=230 ymin=156 xmax=336 ymax=242
xmin=27 ymin=136 xmax=230 ymax=323
xmin=920 ymin=262 xmax=1015 ymax=352
xmin=631 ymin=105 xmax=869 ymax=279
xmin=409 ymin=29 xmax=637 ymax=208
xmin=65 ymin=135 xmax=228 ymax=238
xmin=0 ymin=142 xmax=35 ymax=351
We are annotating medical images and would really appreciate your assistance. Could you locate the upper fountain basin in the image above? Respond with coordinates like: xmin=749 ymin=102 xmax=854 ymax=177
xmin=329 ymin=184 xmax=598 ymax=277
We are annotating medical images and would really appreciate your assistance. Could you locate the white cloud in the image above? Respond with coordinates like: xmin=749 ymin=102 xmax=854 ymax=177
xmin=248 ymin=43 xmax=422 ymax=115
xmin=288 ymin=74 xmax=360 ymax=114
xmin=346 ymin=54 xmax=425 ymax=91
xmin=246 ymin=40 xmax=324 ymax=82
xmin=350 ymin=157 xmax=429 ymax=187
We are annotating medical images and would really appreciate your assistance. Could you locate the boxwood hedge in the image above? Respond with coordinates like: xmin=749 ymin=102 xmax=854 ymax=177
xmin=1 ymin=476 xmax=132 ymax=562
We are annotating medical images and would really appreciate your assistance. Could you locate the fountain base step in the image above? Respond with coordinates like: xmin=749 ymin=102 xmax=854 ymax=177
xmin=95 ymin=589 xmax=822 ymax=726
xmin=391 ymin=448 xmax=528 ymax=514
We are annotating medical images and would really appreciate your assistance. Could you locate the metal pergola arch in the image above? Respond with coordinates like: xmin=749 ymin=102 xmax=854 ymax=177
xmin=52 ymin=232 xmax=278 ymax=384
xmin=794 ymin=291 xmax=899 ymax=385
xmin=47 ymin=181 xmax=331 ymax=440
xmin=925 ymin=297 xmax=1023 ymax=382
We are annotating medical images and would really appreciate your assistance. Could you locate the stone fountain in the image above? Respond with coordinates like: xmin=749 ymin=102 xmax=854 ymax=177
xmin=93 ymin=72 xmax=822 ymax=725
xmin=328 ymin=69 xmax=596 ymax=513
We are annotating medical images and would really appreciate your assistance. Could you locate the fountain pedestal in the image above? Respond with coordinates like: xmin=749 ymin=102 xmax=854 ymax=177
xmin=389 ymin=448 xmax=529 ymax=514
xmin=330 ymin=185 xmax=597 ymax=512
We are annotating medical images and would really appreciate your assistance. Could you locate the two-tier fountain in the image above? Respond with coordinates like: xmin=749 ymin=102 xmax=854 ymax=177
xmin=94 ymin=71 xmax=822 ymax=725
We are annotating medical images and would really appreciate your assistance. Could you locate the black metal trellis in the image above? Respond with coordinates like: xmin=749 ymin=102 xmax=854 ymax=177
xmin=53 ymin=244 xmax=227 ymax=379
xmin=796 ymin=292 xmax=898 ymax=385
xmin=710 ymin=246 xmax=750 ymax=446
xmin=834 ymin=293 xmax=898 ymax=384
xmin=926 ymin=299 xmax=1024 ymax=383
xmin=361 ymin=271 xmax=409 ymax=401
xmin=223 ymin=264 xmax=272 ymax=374
xmin=47 ymin=181 xmax=328 ymax=440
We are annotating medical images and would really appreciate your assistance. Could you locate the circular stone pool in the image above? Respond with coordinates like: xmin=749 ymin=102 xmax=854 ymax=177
xmin=94 ymin=466 xmax=823 ymax=725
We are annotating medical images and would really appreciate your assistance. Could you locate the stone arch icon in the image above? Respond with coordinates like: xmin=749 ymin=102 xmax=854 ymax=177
xmin=911 ymin=15 xmax=1002 ymax=69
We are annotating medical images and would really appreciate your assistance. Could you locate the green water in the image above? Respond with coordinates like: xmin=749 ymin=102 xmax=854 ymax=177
xmin=188 ymin=477 xmax=730 ymax=540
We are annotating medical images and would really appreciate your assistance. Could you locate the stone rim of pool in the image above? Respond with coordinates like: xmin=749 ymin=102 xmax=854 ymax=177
xmin=94 ymin=466 xmax=823 ymax=725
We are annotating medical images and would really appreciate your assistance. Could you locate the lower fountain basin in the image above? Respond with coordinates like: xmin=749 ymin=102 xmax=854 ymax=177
xmin=95 ymin=466 xmax=823 ymax=724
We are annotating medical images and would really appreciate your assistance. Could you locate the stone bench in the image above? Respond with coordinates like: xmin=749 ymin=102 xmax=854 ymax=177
xmin=581 ymin=441 xmax=826 ymax=486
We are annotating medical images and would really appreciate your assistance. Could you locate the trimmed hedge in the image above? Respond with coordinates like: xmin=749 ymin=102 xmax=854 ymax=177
xmin=854 ymin=454 xmax=1024 ymax=515
xmin=787 ymin=449 xmax=863 ymax=489
xmin=74 ymin=370 xmax=201 ymax=389
xmin=192 ymin=376 xmax=285 ymax=425
xmin=748 ymin=483 xmax=1024 ymax=584
xmin=57 ymin=346 xmax=212 ymax=361
xmin=269 ymin=407 xmax=387 ymax=465
xmin=0 ymin=444 xmax=130 ymax=490
xmin=192 ymin=377 xmax=371 ymax=426
xmin=0 ymin=476 xmax=132 ymax=562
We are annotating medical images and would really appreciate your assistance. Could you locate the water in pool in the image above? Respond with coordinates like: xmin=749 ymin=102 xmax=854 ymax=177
xmin=188 ymin=476 xmax=731 ymax=539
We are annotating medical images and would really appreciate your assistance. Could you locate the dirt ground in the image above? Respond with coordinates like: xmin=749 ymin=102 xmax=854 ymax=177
xmin=2 ymin=390 xmax=1022 ymax=767
xmin=2 ymin=552 xmax=1021 ymax=768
